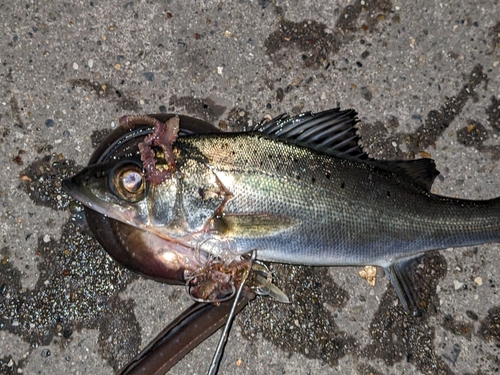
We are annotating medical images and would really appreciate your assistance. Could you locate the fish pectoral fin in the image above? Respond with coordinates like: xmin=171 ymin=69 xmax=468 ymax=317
xmin=215 ymin=214 xmax=298 ymax=238
xmin=384 ymin=254 xmax=430 ymax=315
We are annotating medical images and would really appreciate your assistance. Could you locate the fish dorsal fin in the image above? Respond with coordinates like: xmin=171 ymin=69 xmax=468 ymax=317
xmin=372 ymin=159 xmax=440 ymax=192
xmin=255 ymin=109 xmax=440 ymax=191
xmin=254 ymin=108 xmax=368 ymax=159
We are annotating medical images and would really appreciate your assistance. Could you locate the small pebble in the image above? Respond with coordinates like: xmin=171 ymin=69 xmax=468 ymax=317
xmin=352 ymin=305 xmax=363 ymax=314
xmin=474 ymin=277 xmax=483 ymax=286
xmin=72 ymin=62 xmax=78 ymax=70
xmin=43 ymin=234 xmax=51 ymax=243
xmin=88 ymin=59 xmax=94 ymax=68
xmin=454 ymin=280 xmax=464 ymax=290
xmin=276 ymin=87 xmax=284 ymax=102
xmin=45 ymin=119 xmax=54 ymax=128
xmin=143 ymin=72 xmax=154 ymax=81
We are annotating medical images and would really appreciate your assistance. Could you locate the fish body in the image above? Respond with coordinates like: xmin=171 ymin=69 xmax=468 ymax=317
xmin=168 ymin=132 xmax=500 ymax=267
xmin=64 ymin=109 xmax=500 ymax=311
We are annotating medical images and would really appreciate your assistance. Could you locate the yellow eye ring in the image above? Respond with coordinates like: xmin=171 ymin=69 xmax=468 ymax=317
xmin=111 ymin=163 xmax=146 ymax=202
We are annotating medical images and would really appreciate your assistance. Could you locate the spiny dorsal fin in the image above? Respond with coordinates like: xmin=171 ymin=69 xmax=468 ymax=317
xmin=255 ymin=109 xmax=439 ymax=192
xmin=254 ymin=108 xmax=368 ymax=159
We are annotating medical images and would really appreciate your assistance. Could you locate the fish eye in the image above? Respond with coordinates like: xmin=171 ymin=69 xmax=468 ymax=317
xmin=110 ymin=162 xmax=146 ymax=202
xmin=121 ymin=169 xmax=143 ymax=193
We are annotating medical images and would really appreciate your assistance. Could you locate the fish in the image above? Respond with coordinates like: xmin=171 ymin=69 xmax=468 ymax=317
xmin=63 ymin=108 xmax=500 ymax=312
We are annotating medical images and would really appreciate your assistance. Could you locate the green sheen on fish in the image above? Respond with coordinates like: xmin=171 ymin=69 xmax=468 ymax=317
xmin=63 ymin=109 xmax=500 ymax=312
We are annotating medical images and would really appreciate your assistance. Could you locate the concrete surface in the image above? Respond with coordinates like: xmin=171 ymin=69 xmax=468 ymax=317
xmin=1 ymin=0 xmax=500 ymax=374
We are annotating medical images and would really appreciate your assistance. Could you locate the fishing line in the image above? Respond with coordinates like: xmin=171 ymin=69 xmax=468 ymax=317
xmin=207 ymin=250 xmax=256 ymax=375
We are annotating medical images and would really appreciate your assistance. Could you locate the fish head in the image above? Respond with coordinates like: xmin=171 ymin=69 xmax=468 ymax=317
xmin=63 ymin=157 xmax=178 ymax=231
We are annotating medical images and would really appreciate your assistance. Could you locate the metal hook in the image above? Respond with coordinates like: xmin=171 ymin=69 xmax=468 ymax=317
xmin=185 ymin=273 xmax=236 ymax=303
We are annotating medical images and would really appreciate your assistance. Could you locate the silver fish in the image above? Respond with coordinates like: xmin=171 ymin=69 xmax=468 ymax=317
xmin=63 ymin=108 xmax=500 ymax=312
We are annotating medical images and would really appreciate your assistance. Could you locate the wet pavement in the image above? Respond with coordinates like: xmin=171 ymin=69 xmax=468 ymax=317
xmin=1 ymin=1 xmax=499 ymax=374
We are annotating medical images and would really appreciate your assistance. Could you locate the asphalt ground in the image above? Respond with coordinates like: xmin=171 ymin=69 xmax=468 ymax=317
xmin=1 ymin=1 xmax=500 ymax=374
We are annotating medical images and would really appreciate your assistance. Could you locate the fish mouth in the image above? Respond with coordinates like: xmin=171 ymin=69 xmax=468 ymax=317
xmin=62 ymin=173 xmax=117 ymax=218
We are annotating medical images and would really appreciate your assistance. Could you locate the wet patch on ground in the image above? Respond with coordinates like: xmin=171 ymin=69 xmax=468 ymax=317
xmin=91 ymin=129 xmax=113 ymax=148
xmin=391 ymin=64 xmax=486 ymax=158
xmin=2 ymin=155 xmax=141 ymax=371
xmin=457 ymin=121 xmax=489 ymax=148
xmin=265 ymin=18 xmax=342 ymax=68
xmin=487 ymin=21 xmax=500 ymax=54
xmin=441 ymin=314 xmax=475 ymax=340
xmin=19 ymin=154 xmax=81 ymax=211
xmin=239 ymin=265 xmax=355 ymax=366
xmin=0 ymin=355 xmax=25 ymax=375
xmin=486 ymin=96 xmax=500 ymax=131
xmin=265 ymin=0 xmax=393 ymax=68
xmin=221 ymin=107 xmax=254 ymax=132
xmin=356 ymin=363 xmax=385 ymax=375
xmin=167 ymin=95 xmax=226 ymax=124
xmin=360 ymin=64 xmax=489 ymax=160
xmin=454 ymin=96 xmax=500 ymax=160
xmin=98 ymin=294 xmax=141 ymax=371
xmin=69 ymin=79 xmax=141 ymax=112
xmin=478 ymin=306 xmax=500 ymax=342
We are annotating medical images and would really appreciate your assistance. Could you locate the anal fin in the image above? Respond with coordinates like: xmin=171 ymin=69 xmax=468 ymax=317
xmin=384 ymin=255 xmax=428 ymax=315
